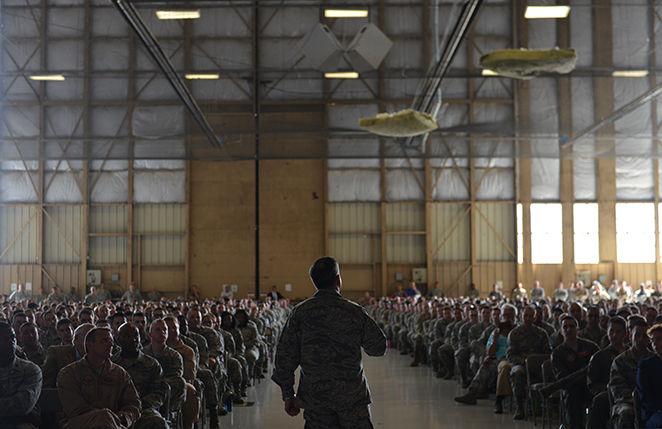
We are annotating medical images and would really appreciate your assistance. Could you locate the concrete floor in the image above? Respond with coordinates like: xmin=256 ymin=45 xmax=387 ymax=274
xmin=221 ymin=348 xmax=539 ymax=429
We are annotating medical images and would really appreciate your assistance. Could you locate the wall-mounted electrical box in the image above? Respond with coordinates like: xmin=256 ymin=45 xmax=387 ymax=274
xmin=86 ymin=270 xmax=101 ymax=286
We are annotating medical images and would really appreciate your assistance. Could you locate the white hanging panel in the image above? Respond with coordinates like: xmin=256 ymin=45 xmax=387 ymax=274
xmin=432 ymin=168 xmax=470 ymax=201
xmin=132 ymin=106 xmax=185 ymax=139
xmin=0 ymin=172 xmax=39 ymax=203
xmin=43 ymin=172 xmax=84 ymax=203
xmin=574 ymin=157 xmax=597 ymax=201
xmin=531 ymin=158 xmax=560 ymax=201
xmin=89 ymin=171 xmax=128 ymax=203
xmin=475 ymin=169 xmax=515 ymax=201
xmin=612 ymin=4 xmax=649 ymax=69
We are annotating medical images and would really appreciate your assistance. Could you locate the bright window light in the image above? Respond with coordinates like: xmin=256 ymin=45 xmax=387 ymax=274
xmin=574 ymin=203 xmax=599 ymax=264
xmin=156 ymin=10 xmax=200 ymax=20
xmin=524 ymin=6 xmax=570 ymax=19
xmin=324 ymin=10 xmax=369 ymax=18
xmin=616 ymin=203 xmax=655 ymax=263
xmin=185 ymin=74 xmax=219 ymax=80
xmin=612 ymin=71 xmax=649 ymax=78
xmin=517 ymin=204 xmax=523 ymax=264
xmin=29 ymin=74 xmax=65 ymax=81
xmin=531 ymin=203 xmax=563 ymax=264
xmin=324 ymin=72 xmax=359 ymax=79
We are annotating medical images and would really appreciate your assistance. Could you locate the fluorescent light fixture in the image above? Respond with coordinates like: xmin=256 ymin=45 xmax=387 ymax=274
xmin=156 ymin=10 xmax=200 ymax=20
xmin=482 ymin=69 xmax=498 ymax=76
xmin=524 ymin=6 xmax=570 ymax=19
xmin=324 ymin=72 xmax=359 ymax=79
xmin=185 ymin=74 xmax=220 ymax=80
xmin=324 ymin=9 xmax=369 ymax=18
xmin=29 ymin=74 xmax=65 ymax=81
xmin=612 ymin=70 xmax=648 ymax=78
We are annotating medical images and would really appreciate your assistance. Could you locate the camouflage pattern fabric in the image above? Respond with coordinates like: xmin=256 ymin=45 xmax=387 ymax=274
xmin=609 ymin=347 xmax=654 ymax=429
xmin=0 ymin=355 xmax=42 ymax=429
xmin=272 ymin=288 xmax=387 ymax=411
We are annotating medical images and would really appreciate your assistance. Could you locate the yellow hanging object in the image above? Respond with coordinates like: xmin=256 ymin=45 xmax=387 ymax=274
xmin=479 ymin=48 xmax=577 ymax=79
xmin=358 ymin=109 xmax=438 ymax=137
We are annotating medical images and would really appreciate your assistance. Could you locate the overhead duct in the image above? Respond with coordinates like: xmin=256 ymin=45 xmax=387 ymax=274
xmin=406 ymin=0 xmax=485 ymax=148
xmin=110 ymin=0 xmax=223 ymax=149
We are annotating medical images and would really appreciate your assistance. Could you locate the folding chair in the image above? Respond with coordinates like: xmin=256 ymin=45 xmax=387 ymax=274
xmin=634 ymin=390 xmax=644 ymax=429
xmin=525 ymin=354 xmax=548 ymax=425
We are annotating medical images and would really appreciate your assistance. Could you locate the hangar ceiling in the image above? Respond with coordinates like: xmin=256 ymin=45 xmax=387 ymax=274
xmin=1 ymin=0 xmax=661 ymax=161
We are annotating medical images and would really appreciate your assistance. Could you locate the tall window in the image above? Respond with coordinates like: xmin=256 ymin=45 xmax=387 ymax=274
xmin=574 ymin=203 xmax=599 ymax=264
xmin=530 ymin=203 xmax=563 ymax=264
xmin=616 ymin=203 xmax=655 ymax=263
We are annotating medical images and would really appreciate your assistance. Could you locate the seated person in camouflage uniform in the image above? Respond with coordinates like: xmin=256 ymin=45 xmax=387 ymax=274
xmin=0 ymin=322 xmax=42 ymax=429
xmin=17 ymin=322 xmax=47 ymax=367
xmin=57 ymin=327 xmax=141 ymax=429
xmin=636 ymin=323 xmax=662 ymax=428
xmin=507 ymin=305 xmax=551 ymax=420
xmin=42 ymin=323 xmax=94 ymax=387
xmin=111 ymin=323 xmax=169 ymax=429
xmin=455 ymin=303 xmax=516 ymax=414
xmin=610 ymin=320 xmax=653 ymax=429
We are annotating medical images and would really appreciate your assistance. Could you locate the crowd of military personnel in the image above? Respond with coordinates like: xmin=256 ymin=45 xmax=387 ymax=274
xmin=0 ymin=286 xmax=290 ymax=429
xmin=365 ymin=279 xmax=662 ymax=429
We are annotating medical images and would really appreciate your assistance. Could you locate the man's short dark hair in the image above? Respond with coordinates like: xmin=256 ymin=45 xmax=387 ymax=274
xmin=309 ymin=256 xmax=340 ymax=289
xmin=110 ymin=312 xmax=126 ymax=324
xmin=19 ymin=322 xmax=37 ymax=333
xmin=12 ymin=312 xmax=27 ymax=323
xmin=0 ymin=321 xmax=12 ymax=331
xmin=561 ymin=315 xmax=577 ymax=326
xmin=57 ymin=318 xmax=73 ymax=329
xmin=85 ymin=326 xmax=111 ymax=345
xmin=608 ymin=316 xmax=627 ymax=331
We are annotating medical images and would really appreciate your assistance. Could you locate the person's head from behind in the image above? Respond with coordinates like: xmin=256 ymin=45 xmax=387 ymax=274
xmin=0 ymin=322 xmax=16 ymax=361
xmin=309 ymin=256 xmax=340 ymax=290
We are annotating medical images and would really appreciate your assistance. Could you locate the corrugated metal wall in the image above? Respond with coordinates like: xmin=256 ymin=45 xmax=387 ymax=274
xmin=90 ymin=205 xmax=127 ymax=234
xmin=430 ymin=203 xmax=471 ymax=261
xmin=133 ymin=204 xmax=186 ymax=234
xmin=0 ymin=206 xmax=38 ymax=264
xmin=475 ymin=203 xmax=516 ymax=261
xmin=385 ymin=203 xmax=425 ymax=231
xmin=89 ymin=236 xmax=126 ymax=264
xmin=328 ymin=203 xmax=380 ymax=263
xmin=43 ymin=206 xmax=82 ymax=264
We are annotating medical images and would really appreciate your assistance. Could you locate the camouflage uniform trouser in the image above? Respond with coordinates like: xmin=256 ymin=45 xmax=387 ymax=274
xmin=455 ymin=347 xmax=471 ymax=384
xmin=166 ymin=375 xmax=187 ymax=410
xmin=469 ymin=340 xmax=486 ymax=374
xmin=611 ymin=403 xmax=635 ymax=429
xmin=197 ymin=367 xmax=218 ymax=407
xmin=398 ymin=329 xmax=410 ymax=352
xmin=510 ymin=364 xmax=527 ymax=403
xmin=429 ymin=340 xmax=444 ymax=373
xmin=586 ymin=391 xmax=609 ymax=429
xmin=468 ymin=359 xmax=497 ymax=395
xmin=228 ymin=357 xmax=243 ymax=391
xmin=438 ymin=344 xmax=455 ymax=374
xmin=303 ymin=405 xmax=373 ymax=429
xmin=134 ymin=408 xmax=168 ymax=429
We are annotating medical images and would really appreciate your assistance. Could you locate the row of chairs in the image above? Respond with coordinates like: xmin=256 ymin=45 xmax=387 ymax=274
xmin=524 ymin=354 xmax=645 ymax=429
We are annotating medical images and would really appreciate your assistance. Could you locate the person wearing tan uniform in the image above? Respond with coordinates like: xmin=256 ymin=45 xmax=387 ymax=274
xmin=57 ymin=327 xmax=141 ymax=429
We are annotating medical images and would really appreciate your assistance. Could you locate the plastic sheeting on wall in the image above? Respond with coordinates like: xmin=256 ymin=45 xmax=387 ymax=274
xmin=432 ymin=168 xmax=469 ymax=201
xmin=133 ymin=171 xmax=186 ymax=203
xmin=0 ymin=172 xmax=39 ymax=203
xmin=532 ymin=158 xmax=560 ymax=201
xmin=133 ymin=160 xmax=185 ymax=170
xmin=134 ymin=140 xmax=186 ymax=159
xmin=328 ymin=170 xmax=381 ymax=202
xmin=574 ymin=157 xmax=596 ymax=201
xmin=132 ymin=106 xmax=185 ymax=139
xmin=90 ymin=171 xmax=128 ymax=203
xmin=613 ymin=4 xmax=649 ymax=69
xmin=475 ymin=169 xmax=514 ymax=200
xmin=44 ymin=172 xmax=84 ymax=203
xmin=386 ymin=169 xmax=424 ymax=201
xmin=616 ymin=157 xmax=654 ymax=200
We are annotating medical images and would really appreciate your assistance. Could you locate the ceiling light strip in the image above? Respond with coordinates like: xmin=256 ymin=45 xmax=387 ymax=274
xmin=30 ymin=75 xmax=65 ymax=81
xmin=612 ymin=70 xmax=648 ymax=78
xmin=324 ymin=10 xmax=368 ymax=18
xmin=524 ymin=6 xmax=570 ymax=19
xmin=156 ymin=10 xmax=200 ymax=20
xmin=325 ymin=72 xmax=359 ymax=79
xmin=185 ymin=74 xmax=220 ymax=80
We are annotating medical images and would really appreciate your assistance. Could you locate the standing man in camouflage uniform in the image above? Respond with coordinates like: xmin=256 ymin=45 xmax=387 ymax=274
xmin=0 ymin=322 xmax=42 ymax=429
xmin=121 ymin=282 xmax=143 ymax=304
xmin=507 ymin=305 xmax=551 ymax=420
xmin=272 ymin=256 xmax=387 ymax=428
xmin=610 ymin=320 xmax=653 ymax=429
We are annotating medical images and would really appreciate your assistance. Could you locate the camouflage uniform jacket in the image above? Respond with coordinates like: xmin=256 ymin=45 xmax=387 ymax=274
xmin=609 ymin=347 xmax=654 ymax=405
xmin=579 ymin=326 xmax=607 ymax=346
xmin=169 ymin=339 xmax=197 ymax=382
xmin=180 ymin=334 xmax=200 ymax=368
xmin=220 ymin=329 xmax=236 ymax=356
xmin=587 ymin=345 xmax=625 ymax=396
xmin=143 ymin=345 xmax=185 ymax=382
xmin=95 ymin=289 xmax=112 ymax=302
xmin=450 ymin=320 xmax=467 ymax=350
xmin=443 ymin=320 xmax=459 ymax=346
xmin=457 ymin=322 xmax=478 ymax=349
xmin=24 ymin=343 xmax=48 ymax=367
xmin=467 ymin=322 xmax=488 ymax=346
xmin=111 ymin=350 xmax=168 ymax=411
xmin=120 ymin=289 xmax=143 ymax=303
xmin=272 ymin=288 xmax=387 ymax=410
xmin=530 ymin=288 xmax=545 ymax=301
xmin=146 ymin=291 xmax=161 ymax=302
xmin=477 ymin=324 xmax=496 ymax=346
xmin=193 ymin=326 xmax=223 ymax=359
xmin=433 ymin=318 xmax=451 ymax=342
xmin=185 ymin=331 xmax=209 ymax=367
xmin=40 ymin=329 xmax=62 ymax=349
xmin=506 ymin=324 xmax=551 ymax=366
xmin=0 ymin=355 xmax=42 ymax=428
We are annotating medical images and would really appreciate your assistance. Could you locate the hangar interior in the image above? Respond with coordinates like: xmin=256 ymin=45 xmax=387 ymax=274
xmin=0 ymin=0 xmax=660 ymax=301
